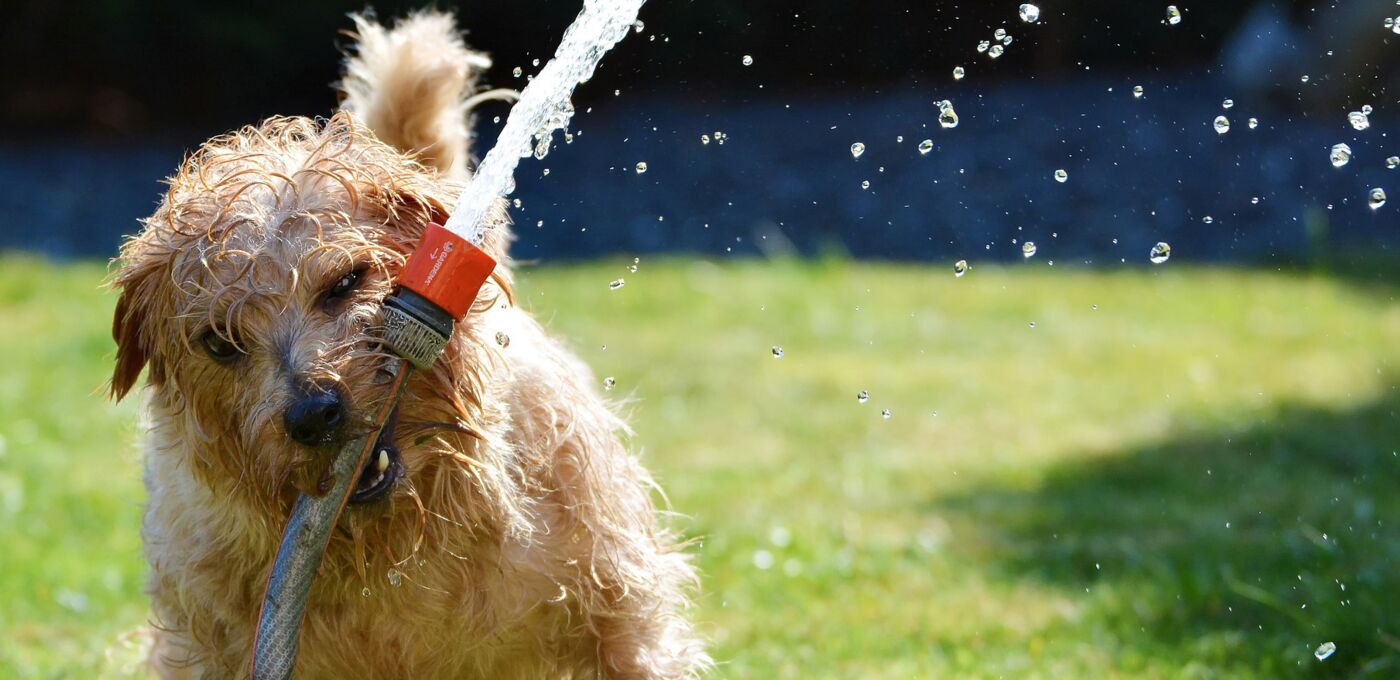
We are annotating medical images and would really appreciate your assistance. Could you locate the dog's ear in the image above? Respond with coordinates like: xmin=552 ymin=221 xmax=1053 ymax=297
xmin=110 ymin=288 xmax=147 ymax=401
xmin=390 ymin=190 xmax=451 ymax=241
xmin=108 ymin=256 xmax=165 ymax=402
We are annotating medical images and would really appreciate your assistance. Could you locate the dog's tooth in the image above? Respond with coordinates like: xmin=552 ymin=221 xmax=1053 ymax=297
xmin=377 ymin=450 xmax=389 ymax=472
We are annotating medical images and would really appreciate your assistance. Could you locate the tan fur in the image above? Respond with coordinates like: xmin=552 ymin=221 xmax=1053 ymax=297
xmin=338 ymin=12 xmax=492 ymax=177
xmin=110 ymin=12 xmax=707 ymax=679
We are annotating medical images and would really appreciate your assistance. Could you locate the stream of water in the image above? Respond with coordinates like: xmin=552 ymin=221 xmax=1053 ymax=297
xmin=443 ymin=0 xmax=647 ymax=246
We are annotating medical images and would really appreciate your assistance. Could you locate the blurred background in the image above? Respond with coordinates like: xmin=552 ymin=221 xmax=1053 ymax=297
xmin=3 ymin=1 xmax=1400 ymax=677
xmin=3 ymin=0 xmax=1397 ymax=261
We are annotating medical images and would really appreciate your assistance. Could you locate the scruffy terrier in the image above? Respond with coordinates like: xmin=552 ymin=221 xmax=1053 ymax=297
xmin=109 ymin=12 xmax=707 ymax=679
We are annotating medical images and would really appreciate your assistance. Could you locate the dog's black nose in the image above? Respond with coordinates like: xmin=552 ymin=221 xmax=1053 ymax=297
xmin=284 ymin=388 xmax=346 ymax=445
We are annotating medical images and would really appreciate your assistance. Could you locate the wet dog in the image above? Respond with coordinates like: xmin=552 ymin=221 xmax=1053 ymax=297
xmin=109 ymin=12 xmax=707 ymax=678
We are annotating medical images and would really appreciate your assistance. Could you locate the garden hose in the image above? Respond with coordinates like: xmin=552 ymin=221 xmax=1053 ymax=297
xmin=250 ymin=223 xmax=495 ymax=679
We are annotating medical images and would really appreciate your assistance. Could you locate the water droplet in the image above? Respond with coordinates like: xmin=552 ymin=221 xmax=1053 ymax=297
xmin=1203 ymin=216 xmax=1214 ymax=224
xmin=771 ymin=346 xmax=785 ymax=359
xmin=1022 ymin=241 xmax=1037 ymax=258
xmin=742 ymin=55 xmax=754 ymax=66
xmin=1393 ymin=17 xmax=1400 ymax=35
xmin=700 ymin=134 xmax=710 ymax=145
xmin=1019 ymin=3 xmax=1041 ymax=23
xmin=850 ymin=142 xmax=866 ymax=159
xmin=629 ymin=257 xmax=640 ymax=273
xmin=714 ymin=130 xmax=727 ymax=144
xmin=1248 ymin=117 xmax=1259 ymax=129
xmin=1149 ymin=242 xmax=1172 ymax=264
xmin=988 ymin=44 xmax=1005 ymax=59
xmin=1213 ymin=116 xmax=1230 ymax=134
xmin=495 ymin=331 xmax=510 ymax=348
xmin=1330 ymin=143 xmax=1353 ymax=168
xmin=1362 ymin=104 xmax=1373 ymax=115
xmin=1348 ymin=110 xmax=1371 ymax=131
xmin=937 ymin=100 xmax=959 ymax=128
xmin=1132 ymin=85 xmax=1144 ymax=98
xmin=857 ymin=390 xmax=870 ymax=404
xmin=953 ymin=66 xmax=966 ymax=80
xmin=954 ymin=259 xmax=969 ymax=277
xmin=1386 ymin=156 xmax=1399 ymax=169
xmin=1315 ymin=641 xmax=1337 ymax=661
xmin=918 ymin=139 xmax=934 ymax=155
xmin=1028 ymin=321 xmax=1037 ymax=328
xmin=1166 ymin=5 xmax=1182 ymax=24
xmin=1054 ymin=169 xmax=1068 ymax=183
xmin=635 ymin=161 xmax=648 ymax=174
xmin=361 ymin=587 xmax=371 ymax=598
xmin=633 ymin=20 xmax=644 ymax=33
xmin=860 ymin=179 xmax=871 ymax=190
xmin=769 ymin=526 xmax=792 ymax=547
xmin=512 ymin=66 xmax=523 ymax=78
xmin=1251 ymin=196 xmax=1260 ymax=204
xmin=387 ymin=569 xmax=403 ymax=587
xmin=1370 ymin=187 xmax=1387 ymax=209
xmin=977 ymin=40 xmax=991 ymax=53
xmin=1301 ymin=74 xmax=1310 ymax=83
xmin=609 ymin=278 xmax=625 ymax=290
xmin=896 ymin=135 xmax=904 ymax=143
xmin=994 ymin=28 xmax=1008 ymax=41
xmin=603 ymin=376 xmax=616 ymax=390
xmin=881 ymin=409 xmax=892 ymax=419
xmin=1222 ymin=99 xmax=1234 ymax=109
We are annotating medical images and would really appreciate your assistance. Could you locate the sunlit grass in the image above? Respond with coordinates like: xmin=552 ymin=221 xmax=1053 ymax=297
xmin=2 ymin=253 xmax=1398 ymax=677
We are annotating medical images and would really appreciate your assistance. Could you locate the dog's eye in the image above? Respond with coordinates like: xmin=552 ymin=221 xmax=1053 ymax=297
xmin=201 ymin=330 xmax=243 ymax=361
xmin=326 ymin=269 xmax=365 ymax=300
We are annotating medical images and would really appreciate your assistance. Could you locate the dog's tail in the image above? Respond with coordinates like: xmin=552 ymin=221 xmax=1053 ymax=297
xmin=338 ymin=11 xmax=502 ymax=177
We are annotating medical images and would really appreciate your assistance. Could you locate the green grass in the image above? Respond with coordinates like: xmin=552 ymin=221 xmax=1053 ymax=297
xmin=2 ymin=253 xmax=1399 ymax=678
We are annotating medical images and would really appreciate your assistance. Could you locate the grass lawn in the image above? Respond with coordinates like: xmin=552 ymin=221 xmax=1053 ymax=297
xmin=2 ymin=253 xmax=1398 ymax=678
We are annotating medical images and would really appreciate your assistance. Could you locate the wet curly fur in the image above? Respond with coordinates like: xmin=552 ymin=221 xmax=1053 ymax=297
xmin=109 ymin=11 xmax=707 ymax=679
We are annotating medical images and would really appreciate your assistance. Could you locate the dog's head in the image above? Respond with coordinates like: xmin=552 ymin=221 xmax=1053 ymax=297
xmin=110 ymin=114 xmax=518 ymax=546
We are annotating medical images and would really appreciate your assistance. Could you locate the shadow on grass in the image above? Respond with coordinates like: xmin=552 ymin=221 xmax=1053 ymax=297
xmin=934 ymin=385 xmax=1400 ymax=677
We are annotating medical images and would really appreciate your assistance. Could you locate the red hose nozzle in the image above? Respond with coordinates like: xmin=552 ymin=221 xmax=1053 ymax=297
xmin=397 ymin=223 xmax=497 ymax=320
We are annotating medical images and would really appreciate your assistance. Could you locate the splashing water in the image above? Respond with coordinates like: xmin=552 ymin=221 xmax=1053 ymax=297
xmin=441 ymin=0 xmax=648 ymax=245
xmin=1330 ymin=143 xmax=1353 ymax=168
xmin=938 ymin=100 xmax=960 ymax=128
